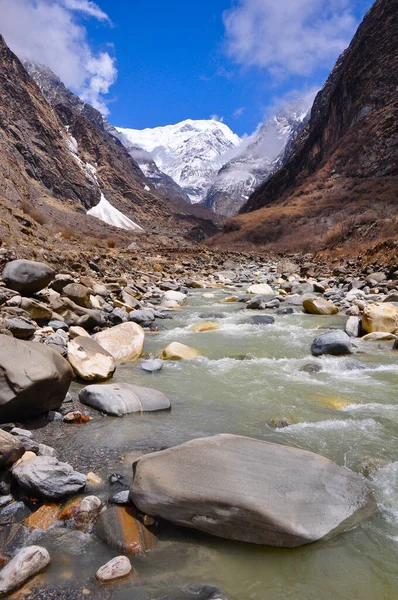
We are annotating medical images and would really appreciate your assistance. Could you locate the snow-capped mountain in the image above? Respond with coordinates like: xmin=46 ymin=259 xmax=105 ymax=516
xmin=116 ymin=119 xmax=241 ymax=204
xmin=203 ymin=96 xmax=316 ymax=217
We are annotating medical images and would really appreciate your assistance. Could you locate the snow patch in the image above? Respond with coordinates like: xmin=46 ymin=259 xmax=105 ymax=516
xmin=87 ymin=194 xmax=143 ymax=231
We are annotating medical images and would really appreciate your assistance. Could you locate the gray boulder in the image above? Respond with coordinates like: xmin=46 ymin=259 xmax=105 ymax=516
xmin=12 ymin=455 xmax=86 ymax=500
xmin=244 ymin=315 xmax=275 ymax=325
xmin=311 ymin=330 xmax=353 ymax=357
xmin=4 ymin=317 xmax=36 ymax=339
xmin=128 ymin=309 xmax=155 ymax=326
xmin=130 ymin=434 xmax=376 ymax=548
xmin=79 ymin=382 xmax=171 ymax=417
xmin=0 ymin=335 xmax=73 ymax=421
xmin=2 ymin=260 xmax=55 ymax=295
xmin=141 ymin=359 xmax=164 ymax=373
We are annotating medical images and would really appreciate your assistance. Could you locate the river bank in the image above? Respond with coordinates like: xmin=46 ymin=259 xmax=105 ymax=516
xmin=0 ymin=252 xmax=397 ymax=599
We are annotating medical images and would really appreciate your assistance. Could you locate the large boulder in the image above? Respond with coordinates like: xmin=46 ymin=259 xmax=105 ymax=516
xmin=162 ymin=290 xmax=187 ymax=306
xmin=94 ymin=322 xmax=145 ymax=362
xmin=130 ymin=434 xmax=376 ymax=548
xmin=79 ymin=382 xmax=171 ymax=416
xmin=12 ymin=455 xmax=86 ymax=500
xmin=67 ymin=336 xmax=116 ymax=381
xmin=362 ymin=302 xmax=398 ymax=334
xmin=303 ymin=297 xmax=338 ymax=316
xmin=311 ymin=331 xmax=353 ymax=356
xmin=246 ymin=284 xmax=273 ymax=295
xmin=0 ymin=335 xmax=73 ymax=421
xmin=2 ymin=260 xmax=55 ymax=295
xmin=0 ymin=545 xmax=51 ymax=596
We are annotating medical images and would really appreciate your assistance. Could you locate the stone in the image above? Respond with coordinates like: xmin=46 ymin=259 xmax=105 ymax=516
xmin=303 ymin=297 xmax=338 ymax=316
xmin=109 ymin=490 xmax=130 ymax=505
xmin=300 ymin=362 xmax=322 ymax=374
xmin=190 ymin=322 xmax=220 ymax=333
xmin=243 ymin=315 xmax=275 ymax=325
xmin=130 ymin=434 xmax=376 ymax=548
xmin=62 ymin=283 xmax=92 ymax=308
xmin=0 ymin=430 xmax=24 ymax=468
xmin=86 ymin=472 xmax=102 ymax=487
xmin=198 ymin=312 xmax=226 ymax=320
xmin=345 ymin=316 xmax=361 ymax=338
xmin=245 ymin=296 xmax=265 ymax=309
xmin=4 ymin=317 xmax=36 ymax=339
xmin=277 ymin=307 xmax=294 ymax=315
xmin=2 ymin=260 xmax=54 ymax=295
xmin=74 ymin=495 xmax=102 ymax=532
xmin=291 ymin=283 xmax=314 ymax=295
xmin=67 ymin=336 xmax=116 ymax=382
xmin=24 ymin=503 xmax=61 ymax=530
xmin=217 ymin=296 xmax=238 ymax=303
xmin=95 ymin=506 xmax=157 ymax=555
xmin=12 ymin=455 xmax=86 ymax=500
xmin=141 ymin=359 xmax=164 ymax=373
xmin=362 ymin=332 xmax=397 ymax=341
xmin=0 ymin=545 xmax=50 ymax=596
xmin=96 ymin=555 xmax=132 ymax=583
xmin=69 ymin=325 xmax=91 ymax=339
xmin=246 ymin=284 xmax=273 ymax=295
xmin=161 ymin=290 xmax=187 ymax=306
xmin=128 ymin=309 xmax=155 ymax=326
xmin=94 ymin=322 xmax=145 ymax=362
xmin=19 ymin=298 xmax=52 ymax=322
xmin=63 ymin=411 xmax=91 ymax=424
xmin=0 ymin=335 xmax=73 ymax=421
xmin=311 ymin=331 xmax=353 ymax=357
xmin=362 ymin=302 xmax=398 ymax=334
xmin=161 ymin=342 xmax=199 ymax=360
xmin=79 ymin=382 xmax=171 ymax=417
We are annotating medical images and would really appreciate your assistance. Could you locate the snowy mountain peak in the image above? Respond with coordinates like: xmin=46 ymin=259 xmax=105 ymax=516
xmin=116 ymin=119 xmax=241 ymax=203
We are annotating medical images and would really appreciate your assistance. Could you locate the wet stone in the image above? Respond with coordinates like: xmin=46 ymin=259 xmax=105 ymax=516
xmin=95 ymin=505 xmax=157 ymax=555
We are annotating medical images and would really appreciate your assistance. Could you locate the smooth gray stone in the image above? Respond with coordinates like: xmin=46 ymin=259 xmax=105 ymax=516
xmin=141 ymin=359 xmax=164 ymax=373
xmin=277 ymin=307 xmax=295 ymax=315
xmin=12 ymin=455 xmax=86 ymax=500
xmin=243 ymin=315 xmax=275 ymax=325
xmin=130 ymin=434 xmax=376 ymax=548
xmin=129 ymin=309 xmax=155 ymax=326
xmin=2 ymin=260 xmax=55 ymax=295
xmin=4 ymin=317 xmax=36 ymax=339
xmin=0 ymin=335 xmax=73 ymax=421
xmin=79 ymin=382 xmax=171 ymax=417
xmin=109 ymin=490 xmax=130 ymax=505
xmin=311 ymin=330 xmax=353 ymax=356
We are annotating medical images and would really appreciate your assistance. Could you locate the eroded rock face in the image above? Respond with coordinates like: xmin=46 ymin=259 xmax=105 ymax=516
xmin=94 ymin=322 xmax=145 ymax=362
xmin=2 ymin=260 xmax=55 ymax=295
xmin=79 ymin=382 xmax=171 ymax=416
xmin=130 ymin=434 xmax=376 ymax=548
xmin=0 ymin=335 xmax=73 ymax=421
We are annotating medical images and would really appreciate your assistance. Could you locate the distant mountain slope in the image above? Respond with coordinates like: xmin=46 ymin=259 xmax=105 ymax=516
xmin=208 ymin=0 xmax=398 ymax=252
xmin=117 ymin=119 xmax=241 ymax=203
xmin=202 ymin=97 xmax=314 ymax=218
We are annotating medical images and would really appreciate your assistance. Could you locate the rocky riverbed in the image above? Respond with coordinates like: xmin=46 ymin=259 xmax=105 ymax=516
xmin=0 ymin=253 xmax=397 ymax=599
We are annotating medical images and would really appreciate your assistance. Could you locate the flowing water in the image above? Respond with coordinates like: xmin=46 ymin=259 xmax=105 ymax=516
xmin=22 ymin=290 xmax=398 ymax=599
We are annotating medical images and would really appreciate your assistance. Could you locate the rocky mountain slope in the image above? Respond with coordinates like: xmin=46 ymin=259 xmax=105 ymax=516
xmin=209 ymin=0 xmax=398 ymax=252
xmin=202 ymin=97 xmax=313 ymax=218
xmin=0 ymin=38 xmax=218 ymax=259
xmin=117 ymin=119 xmax=241 ymax=203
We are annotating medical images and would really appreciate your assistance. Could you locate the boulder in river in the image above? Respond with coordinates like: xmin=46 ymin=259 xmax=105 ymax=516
xmin=141 ymin=359 xmax=164 ymax=373
xmin=311 ymin=330 xmax=353 ymax=356
xmin=94 ymin=322 xmax=145 ymax=362
xmin=243 ymin=315 xmax=275 ymax=325
xmin=362 ymin=302 xmax=398 ymax=334
xmin=12 ymin=455 xmax=86 ymax=500
xmin=246 ymin=284 xmax=273 ymax=295
xmin=303 ymin=297 xmax=338 ymax=316
xmin=79 ymin=382 xmax=171 ymax=416
xmin=130 ymin=434 xmax=376 ymax=548
xmin=0 ymin=545 xmax=50 ymax=596
xmin=190 ymin=321 xmax=220 ymax=332
xmin=95 ymin=505 xmax=157 ymax=555
xmin=96 ymin=555 xmax=133 ymax=583
xmin=161 ymin=290 xmax=187 ymax=307
xmin=0 ymin=335 xmax=73 ymax=421
xmin=2 ymin=259 xmax=54 ymax=295
xmin=161 ymin=342 xmax=199 ymax=360
xmin=67 ymin=336 xmax=116 ymax=381
xmin=345 ymin=316 xmax=361 ymax=338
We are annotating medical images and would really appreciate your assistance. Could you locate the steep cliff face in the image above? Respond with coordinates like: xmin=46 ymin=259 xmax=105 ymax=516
xmin=209 ymin=0 xmax=398 ymax=252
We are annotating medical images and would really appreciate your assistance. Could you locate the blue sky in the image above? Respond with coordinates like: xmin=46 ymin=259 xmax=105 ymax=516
xmin=1 ymin=0 xmax=374 ymax=136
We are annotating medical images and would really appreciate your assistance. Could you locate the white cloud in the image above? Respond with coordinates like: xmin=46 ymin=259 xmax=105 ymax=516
xmin=210 ymin=114 xmax=225 ymax=123
xmin=233 ymin=106 xmax=246 ymax=118
xmin=223 ymin=0 xmax=358 ymax=77
xmin=62 ymin=0 xmax=111 ymax=22
xmin=0 ymin=0 xmax=116 ymax=115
